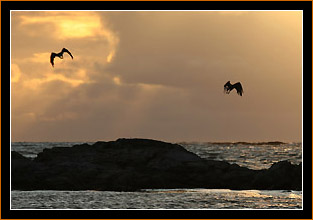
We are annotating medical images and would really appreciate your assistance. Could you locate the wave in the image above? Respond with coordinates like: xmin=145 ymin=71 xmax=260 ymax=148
xmin=206 ymin=141 xmax=286 ymax=145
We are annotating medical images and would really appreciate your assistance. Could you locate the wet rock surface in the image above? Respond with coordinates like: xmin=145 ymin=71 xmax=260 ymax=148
xmin=11 ymin=138 xmax=302 ymax=191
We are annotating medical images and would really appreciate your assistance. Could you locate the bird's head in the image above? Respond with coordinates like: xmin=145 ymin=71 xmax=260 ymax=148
xmin=224 ymin=81 xmax=231 ymax=93
xmin=224 ymin=81 xmax=230 ymax=88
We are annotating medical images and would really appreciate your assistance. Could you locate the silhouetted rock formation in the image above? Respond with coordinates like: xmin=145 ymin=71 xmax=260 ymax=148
xmin=11 ymin=138 xmax=301 ymax=191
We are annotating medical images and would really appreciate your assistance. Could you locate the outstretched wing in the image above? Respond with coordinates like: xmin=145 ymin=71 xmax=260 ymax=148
xmin=61 ymin=48 xmax=73 ymax=59
xmin=50 ymin=53 xmax=56 ymax=67
xmin=234 ymin=82 xmax=243 ymax=96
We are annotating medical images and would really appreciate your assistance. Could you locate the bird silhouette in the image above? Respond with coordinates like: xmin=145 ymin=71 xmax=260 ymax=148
xmin=224 ymin=81 xmax=243 ymax=96
xmin=50 ymin=48 xmax=73 ymax=67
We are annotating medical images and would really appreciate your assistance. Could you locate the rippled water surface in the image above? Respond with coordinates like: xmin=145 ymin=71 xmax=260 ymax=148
xmin=11 ymin=141 xmax=302 ymax=209
xmin=11 ymin=189 xmax=302 ymax=209
xmin=180 ymin=142 xmax=301 ymax=170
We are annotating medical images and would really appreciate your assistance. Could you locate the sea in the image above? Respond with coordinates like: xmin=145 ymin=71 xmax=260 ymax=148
xmin=11 ymin=141 xmax=302 ymax=209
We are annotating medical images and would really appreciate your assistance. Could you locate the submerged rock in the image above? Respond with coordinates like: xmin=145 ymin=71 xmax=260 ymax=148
xmin=11 ymin=138 xmax=302 ymax=191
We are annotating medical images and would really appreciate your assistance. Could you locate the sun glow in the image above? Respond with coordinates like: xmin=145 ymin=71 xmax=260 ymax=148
xmin=18 ymin=12 xmax=119 ymax=64
xmin=19 ymin=13 xmax=107 ymax=39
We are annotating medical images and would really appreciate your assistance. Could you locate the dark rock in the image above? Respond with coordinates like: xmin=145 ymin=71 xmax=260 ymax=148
xmin=252 ymin=161 xmax=302 ymax=190
xmin=11 ymin=151 xmax=36 ymax=190
xmin=11 ymin=138 xmax=302 ymax=191
xmin=12 ymin=151 xmax=30 ymax=160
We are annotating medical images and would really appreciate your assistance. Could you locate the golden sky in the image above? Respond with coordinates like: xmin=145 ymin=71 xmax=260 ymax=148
xmin=11 ymin=11 xmax=302 ymax=142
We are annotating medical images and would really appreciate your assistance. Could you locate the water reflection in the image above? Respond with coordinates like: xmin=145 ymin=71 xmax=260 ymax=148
xmin=180 ymin=142 xmax=302 ymax=170
xmin=11 ymin=189 xmax=302 ymax=209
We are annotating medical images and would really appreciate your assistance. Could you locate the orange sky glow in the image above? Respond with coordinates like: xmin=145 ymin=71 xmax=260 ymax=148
xmin=11 ymin=11 xmax=302 ymax=142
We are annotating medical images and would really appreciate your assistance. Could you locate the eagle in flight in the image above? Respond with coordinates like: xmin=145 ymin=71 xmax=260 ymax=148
xmin=224 ymin=81 xmax=243 ymax=96
xmin=50 ymin=48 xmax=73 ymax=67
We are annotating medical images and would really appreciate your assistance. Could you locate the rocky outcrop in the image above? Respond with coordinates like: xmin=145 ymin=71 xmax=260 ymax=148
xmin=11 ymin=138 xmax=302 ymax=191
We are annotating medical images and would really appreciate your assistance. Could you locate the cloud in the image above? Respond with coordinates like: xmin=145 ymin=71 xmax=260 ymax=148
xmin=23 ymin=70 xmax=90 ymax=88
xmin=30 ymin=52 xmax=51 ymax=63
xmin=20 ymin=12 xmax=108 ymax=39
xmin=11 ymin=11 xmax=121 ymax=93
xmin=218 ymin=11 xmax=247 ymax=16
xmin=15 ymin=11 xmax=119 ymax=64
xmin=11 ymin=11 xmax=302 ymax=142
xmin=11 ymin=63 xmax=22 ymax=83
xmin=112 ymin=76 xmax=121 ymax=85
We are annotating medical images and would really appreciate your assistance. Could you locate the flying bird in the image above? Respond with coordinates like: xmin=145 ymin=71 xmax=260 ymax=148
xmin=50 ymin=48 xmax=73 ymax=67
xmin=224 ymin=81 xmax=243 ymax=96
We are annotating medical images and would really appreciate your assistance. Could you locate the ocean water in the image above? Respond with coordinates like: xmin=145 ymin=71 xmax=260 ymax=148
xmin=11 ymin=141 xmax=302 ymax=209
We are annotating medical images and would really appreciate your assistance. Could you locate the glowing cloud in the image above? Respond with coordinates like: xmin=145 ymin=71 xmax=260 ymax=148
xmin=11 ymin=64 xmax=22 ymax=83
xmin=11 ymin=11 xmax=302 ymax=142
xmin=20 ymin=12 xmax=105 ymax=39
xmin=113 ymin=76 xmax=121 ymax=85
xmin=29 ymin=52 xmax=51 ymax=63
xmin=23 ymin=69 xmax=90 ymax=89
xmin=18 ymin=11 xmax=119 ymax=63
xmin=106 ymin=51 xmax=115 ymax=63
